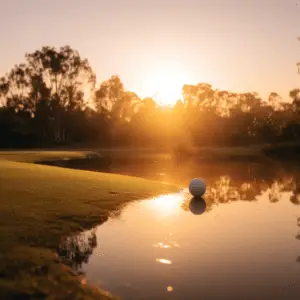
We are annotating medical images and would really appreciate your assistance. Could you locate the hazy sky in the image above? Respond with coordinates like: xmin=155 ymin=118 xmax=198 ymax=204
xmin=1 ymin=0 xmax=300 ymax=104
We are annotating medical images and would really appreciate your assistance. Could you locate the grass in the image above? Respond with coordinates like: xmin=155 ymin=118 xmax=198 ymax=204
xmin=0 ymin=150 xmax=93 ymax=163
xmin=0 ymin=151 xmax=179 ymax=300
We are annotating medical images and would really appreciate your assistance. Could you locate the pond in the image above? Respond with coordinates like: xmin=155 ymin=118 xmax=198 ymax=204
xmin=57 ymin=154 xmax=300 ymax=299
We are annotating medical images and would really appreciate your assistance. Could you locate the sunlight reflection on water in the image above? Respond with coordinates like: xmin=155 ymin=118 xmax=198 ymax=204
xmin=58 ymin=160 xmax=300 ymax=300
xmin=142 ymin=189 xmax=189 ymax=217
xmin=155 ymin=258 xmax=172 ymax=265
xmin=167 ymin=286 xmax=174 ymax=292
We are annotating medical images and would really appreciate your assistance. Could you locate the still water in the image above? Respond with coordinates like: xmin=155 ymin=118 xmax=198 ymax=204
xmin=59 ymin=155 xmax=300 ymax=299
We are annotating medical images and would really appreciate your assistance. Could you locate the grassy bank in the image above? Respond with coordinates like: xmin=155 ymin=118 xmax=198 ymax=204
xmin=0 ymin=151 xmax=179 ymax=300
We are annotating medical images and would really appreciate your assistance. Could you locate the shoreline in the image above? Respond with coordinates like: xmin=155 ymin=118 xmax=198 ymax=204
xmin=0 ymin=151 xmax=179 ymax=300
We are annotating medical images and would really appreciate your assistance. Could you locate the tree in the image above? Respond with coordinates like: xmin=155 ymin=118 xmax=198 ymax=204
xmin=26 ymin=46 xmax=95 ymax=108
xmin=1 ymin=45 xmax=300 ymax=149
xmin=268 ymin=92 xmax=283 ymax=111
xmin=290 ymin=88 xmax=300 ymax=113
xmin=182 ymin=83 xmax=215 ymax=110
xmin=94 ymin=76 xmax=142 ymax=145
xmin=25 ymin=45 xmax=96 ymax=143
xmin=0 ymin=64 xmax=32 ymax=111
xmin=95 ymin=75 xmax=124 ymax=116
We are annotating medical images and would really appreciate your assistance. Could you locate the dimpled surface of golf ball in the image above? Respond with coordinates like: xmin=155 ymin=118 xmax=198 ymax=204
xmin=189 ymin=178 xmax=206 ymax=197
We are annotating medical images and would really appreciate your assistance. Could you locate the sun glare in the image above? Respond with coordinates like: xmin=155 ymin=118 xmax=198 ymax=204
xmin=143 ymin=192 xmax=185 ymax=216
xmin=144 ymin=63 xmax=191 ymax=107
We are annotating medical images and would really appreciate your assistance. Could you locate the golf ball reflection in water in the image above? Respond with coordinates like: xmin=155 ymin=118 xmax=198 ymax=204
xmin=189 ymin=178 xmax=206 ymax=197
xmin=189 ymin=197 xmax=206 ymax=215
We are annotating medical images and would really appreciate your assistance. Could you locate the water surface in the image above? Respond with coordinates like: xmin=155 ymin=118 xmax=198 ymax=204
xmin=59 ymin=156 xmax=300 ymax=299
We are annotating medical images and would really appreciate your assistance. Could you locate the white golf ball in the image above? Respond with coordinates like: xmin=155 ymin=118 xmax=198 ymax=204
xmin=189 ymin=178 xmax=206 ymax=197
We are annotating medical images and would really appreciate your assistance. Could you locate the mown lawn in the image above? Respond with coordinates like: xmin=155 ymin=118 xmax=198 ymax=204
xmin=0 ymin=151 xmax=179 ymax=300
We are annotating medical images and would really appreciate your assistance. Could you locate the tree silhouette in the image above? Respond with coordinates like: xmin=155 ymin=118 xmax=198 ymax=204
xmin=1 ymin=44 xmax=300 ymax=149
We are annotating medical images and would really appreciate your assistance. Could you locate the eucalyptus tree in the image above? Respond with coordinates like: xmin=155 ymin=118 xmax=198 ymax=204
xmin=25 ymin=45 xmax=96 ymax=143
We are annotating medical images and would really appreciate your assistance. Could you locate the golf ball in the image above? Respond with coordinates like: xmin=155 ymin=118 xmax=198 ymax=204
xmin=189 ymin=178 xmax=206 ymax=197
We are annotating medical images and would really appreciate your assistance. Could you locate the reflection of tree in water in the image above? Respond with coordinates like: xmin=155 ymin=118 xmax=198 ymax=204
xmin=183 ymin=171 xmax=300 ymax=212
xmin=206 ymin=175 xmax=260 ymax=204
xmin=56 ymin=205 xmax=129 ymax=272
xmin=290 ymin=178 xmax=300 ymax=205
xmin=296 ymin=218 xmax=300 ymax=263
xmin=192 ymin=170 xmax=300 ymax=265
xmin=269 ymin=181 xmax=283 ymax=203
xmin=55 ymin=164 xmax=300 ymax=268
xmin=57 ymin=228 xmax=97 ymax=272
xmin=181 ymin=169 xmax=300 ymax=265
xmin=182 ymin=175 xmax=260 ymax=212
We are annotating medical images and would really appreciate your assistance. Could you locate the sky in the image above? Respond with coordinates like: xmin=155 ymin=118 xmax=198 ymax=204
xmin=1 ymin=0 xmax=300 ymax=105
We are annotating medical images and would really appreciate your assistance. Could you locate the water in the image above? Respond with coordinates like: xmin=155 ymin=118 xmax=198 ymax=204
xmin=58 ymin=155 xmax=300 ymax=299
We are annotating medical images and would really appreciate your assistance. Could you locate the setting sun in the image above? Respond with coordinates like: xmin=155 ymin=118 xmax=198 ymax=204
xmin=143 ymin=63 xmax=191 ymax=107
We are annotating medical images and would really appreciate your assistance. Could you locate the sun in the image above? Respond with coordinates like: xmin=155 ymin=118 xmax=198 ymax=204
xmin=144 ymin=63 xmax=191 ymax=107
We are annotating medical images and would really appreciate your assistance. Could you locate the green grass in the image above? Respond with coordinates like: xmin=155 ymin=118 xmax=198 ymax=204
xmin=0 ymin=151 xmax=179 ymax=300
xmin=0 ymin=150 xmax=93 ymax=163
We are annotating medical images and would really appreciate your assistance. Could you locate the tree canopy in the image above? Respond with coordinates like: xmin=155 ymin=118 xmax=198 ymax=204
xmin=0 ymin=45 xmax=300 ymax=149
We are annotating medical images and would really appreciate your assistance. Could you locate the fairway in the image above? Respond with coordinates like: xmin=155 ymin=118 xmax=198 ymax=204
xmin=0 ymin=151 xmax=178 ymax=300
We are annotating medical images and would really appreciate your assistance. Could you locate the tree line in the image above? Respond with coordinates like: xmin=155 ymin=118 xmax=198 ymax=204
xmin=1 ymin=45 xmax=300 ymax=149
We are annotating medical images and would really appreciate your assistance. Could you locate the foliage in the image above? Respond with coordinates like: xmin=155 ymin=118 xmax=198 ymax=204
xmin=1 ymin=45 xmax=300 ymax=149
